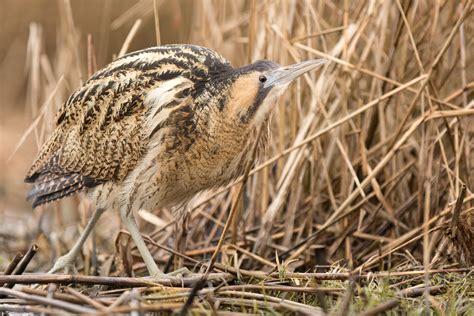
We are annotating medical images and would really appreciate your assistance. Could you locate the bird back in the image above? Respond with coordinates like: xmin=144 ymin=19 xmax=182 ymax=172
xmin=25 ymin=44 xmax=231 ymax=208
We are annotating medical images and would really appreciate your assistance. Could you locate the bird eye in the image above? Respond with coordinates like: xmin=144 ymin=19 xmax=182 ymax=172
xmin=259 ymin=75 xmax=267 ymax=83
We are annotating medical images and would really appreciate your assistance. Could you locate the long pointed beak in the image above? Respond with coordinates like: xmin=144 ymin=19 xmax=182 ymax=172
xmin=263 ymin=59 xmax=327 ymax=89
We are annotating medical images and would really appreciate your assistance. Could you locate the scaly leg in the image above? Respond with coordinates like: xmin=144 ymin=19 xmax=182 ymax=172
xmin=120 ymin=206 xmax=164 ymax=277
xmin=48 ymin=207 xmax=106 ymax=274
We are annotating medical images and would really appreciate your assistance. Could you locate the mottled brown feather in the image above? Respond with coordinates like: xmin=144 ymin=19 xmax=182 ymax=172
xmin=26 ymin=44 xmax=231 ymax=207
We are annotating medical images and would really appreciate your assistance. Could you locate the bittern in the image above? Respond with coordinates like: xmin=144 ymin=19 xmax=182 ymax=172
xmin=26 ymin=44 xmax=325 ymax=277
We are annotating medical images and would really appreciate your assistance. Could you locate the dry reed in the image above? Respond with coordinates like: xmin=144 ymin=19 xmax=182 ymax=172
xmin=1 ymin=0 xmax=473 ymax=314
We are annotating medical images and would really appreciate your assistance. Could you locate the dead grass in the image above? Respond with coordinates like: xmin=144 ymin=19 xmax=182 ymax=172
xmin=1 ymin=0 xmax=473 ymax=314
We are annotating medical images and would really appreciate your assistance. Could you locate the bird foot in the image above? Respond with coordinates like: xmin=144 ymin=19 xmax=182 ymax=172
xmin=166 ymin=267 xmax=195 ymax=277
xmin=142 ymin=267 xmax=198 ymax=285
xmin=146 ymin=267 xmax=195 ymax=279
xmin=47 ymin=253 xmax=78 ymax=275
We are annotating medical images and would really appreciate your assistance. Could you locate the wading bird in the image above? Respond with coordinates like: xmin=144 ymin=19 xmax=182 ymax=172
xmin=26 ymin=44 xmax=326 ymax=277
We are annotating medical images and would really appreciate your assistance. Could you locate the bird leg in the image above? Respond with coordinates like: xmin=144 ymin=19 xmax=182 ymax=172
xmin=48 ymin=207 xmax=106 ymax=274
xmin=120 ymin=206 xmax=164 ymax=278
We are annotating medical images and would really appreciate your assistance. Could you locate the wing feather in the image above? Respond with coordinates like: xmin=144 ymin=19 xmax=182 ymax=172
xmin=25 ymin=44 xmax=230 ymax=207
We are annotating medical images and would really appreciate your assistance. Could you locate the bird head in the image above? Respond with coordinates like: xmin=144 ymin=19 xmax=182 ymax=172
xmin=224 ymin=59 xmax=327 ymax=126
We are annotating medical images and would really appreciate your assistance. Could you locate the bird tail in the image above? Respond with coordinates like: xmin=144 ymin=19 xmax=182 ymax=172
xmin=26 ymin=173 xmax=94 ymax=208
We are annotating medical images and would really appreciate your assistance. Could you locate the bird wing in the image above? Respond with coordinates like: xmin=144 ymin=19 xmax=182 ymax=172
xmin=24 ymin=45 xmax=218 ymax=207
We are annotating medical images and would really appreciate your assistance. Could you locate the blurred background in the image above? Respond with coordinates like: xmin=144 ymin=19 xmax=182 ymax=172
xmin=0 ymin=0 xmax=473 ymax=283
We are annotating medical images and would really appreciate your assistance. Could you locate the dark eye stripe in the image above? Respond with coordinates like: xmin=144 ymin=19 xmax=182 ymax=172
xmin=240 ymin=86 xmax=271 ymax=123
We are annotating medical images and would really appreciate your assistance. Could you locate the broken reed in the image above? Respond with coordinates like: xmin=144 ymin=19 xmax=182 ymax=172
xmin=1 ymin=0 xmax=473 ymax=314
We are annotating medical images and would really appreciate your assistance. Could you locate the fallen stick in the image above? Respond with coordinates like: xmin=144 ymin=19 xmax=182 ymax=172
xmin=2 ymin=253 xmax=23 ymax=278
xmin=21 ymin=286 xmax=102 ymax=305
xmin=0 ymin=244 xmax=39 ymax=298
xmin=267 ymin=268 xmax=472 ymax=280
xmin=0 ymin=303 xmax=61 ymax=314
xmin=0 ymin=287 xmax=96 ymax=314
xmin=0 ymin=273 xmax=233 ymax=287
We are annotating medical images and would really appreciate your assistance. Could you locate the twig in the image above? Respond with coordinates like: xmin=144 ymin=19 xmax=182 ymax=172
xmin=217 ymin=290 xmax=323 ymax=314
xmin=21 ymin=286 xmax=107 ymax=305
xmin=11 ymin=244 xmax=39 ymax=277
xmin=215 ymin=296 xmax=324 ymax=315
xmin=0 ymin=287 xmax=95 ymax=314
xmin=1 ymin=244 xmax=38 ymax=296
xmin=1 ymin=253 xmax=23 ymax=280
xmin=108 ymin=302 xmax=186 ymax=314
xmin=145 ymin=284 xmax=342 ymax=301
xmin=268 ymin=268 xmax=472 ymax=280
xmin=0 ymin=304 xmax=60 ymax=314
xmin=0 ymin=273 xmax=232 ymax=287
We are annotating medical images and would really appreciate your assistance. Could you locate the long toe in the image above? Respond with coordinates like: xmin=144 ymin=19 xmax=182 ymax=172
xmin=141 ymin=269 xmax=199 ymax=287
xmin=166 ymin=267 xmax=195 ymax=278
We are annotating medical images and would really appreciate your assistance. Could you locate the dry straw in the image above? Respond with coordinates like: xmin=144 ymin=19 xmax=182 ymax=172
xmin=1 ymin=0 xmax=473 ymax=314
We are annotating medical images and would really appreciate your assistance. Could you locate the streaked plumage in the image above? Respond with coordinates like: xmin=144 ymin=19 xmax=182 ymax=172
xmin=25 ymin=44 xmax=326 ymax=276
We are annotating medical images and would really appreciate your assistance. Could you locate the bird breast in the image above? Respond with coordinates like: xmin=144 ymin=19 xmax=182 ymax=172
xmin=124 ymin=120 xmax=254 ymax=212
xmin=114 ymin=87 xmax=265 ymax=213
